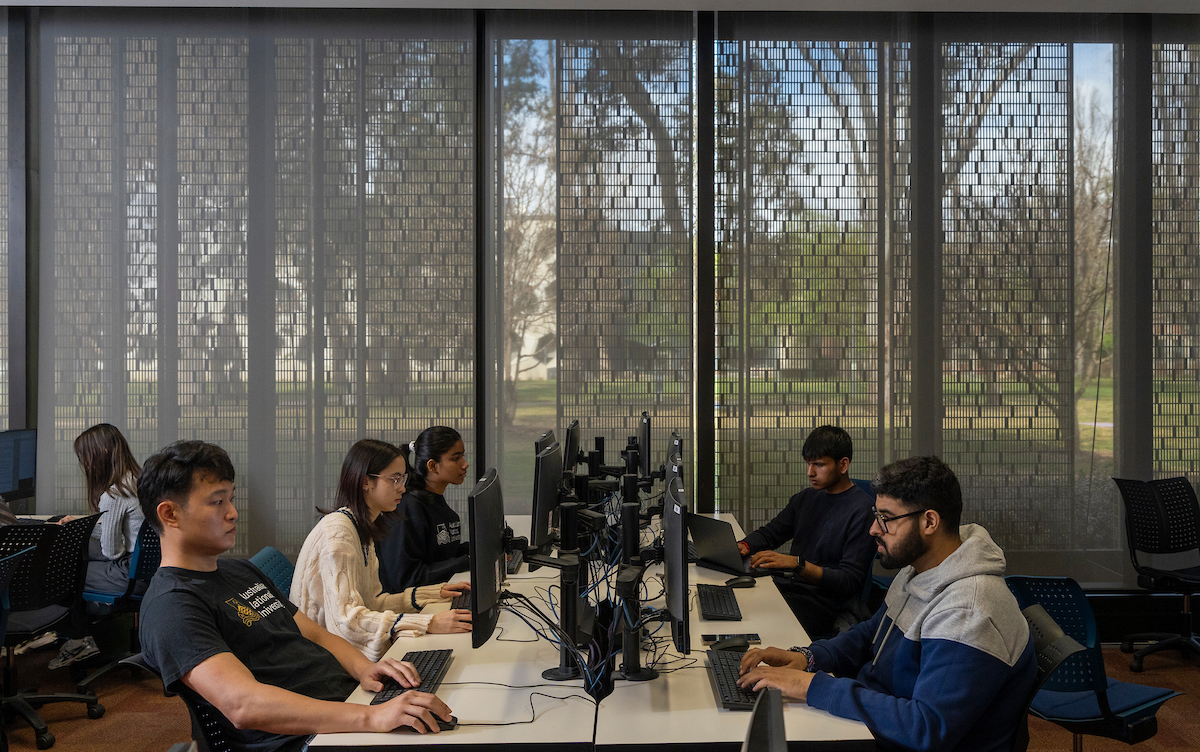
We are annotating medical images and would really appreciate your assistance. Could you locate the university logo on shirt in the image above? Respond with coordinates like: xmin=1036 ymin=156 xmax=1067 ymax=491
xmin=226 ymin=597 xmax=262 ymax=627
xmin=436 ymin=523 xmax=451 ymax=546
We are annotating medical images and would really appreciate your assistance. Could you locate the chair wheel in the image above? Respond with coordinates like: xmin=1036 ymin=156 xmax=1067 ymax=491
xmin=1120 ymin=642 xmax=1133 ymax=653
xmin=1129 ymin=658 xmax=1143 ymax=672
xmin=87 ymin=702 xmax=106 ymax=719
xmin=36 ymin=731 xmax=55 ymax=749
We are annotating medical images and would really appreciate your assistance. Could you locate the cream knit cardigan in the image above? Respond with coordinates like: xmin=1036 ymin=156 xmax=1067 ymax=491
xmin=291 ymin=509 xmax=445 ymax=661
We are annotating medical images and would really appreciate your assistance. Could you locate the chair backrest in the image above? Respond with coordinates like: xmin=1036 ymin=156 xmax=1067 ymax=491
xmin=248 ymin=546 xmax=294 ymax=597
xmin=850 ymin=478 xmax=876 ymax=500
xmin=0 ymin=547 xmax=37 ymax=635
xmin=128 ymin=519 xmax=162 ymax=584
xmin=1008 ymin=602 xmax=1086 ymax=752
xmin=0 ymin=514 xmax=101 ymax=611
xmin=1006 ymin=576 xmax=1109 ymax=698
xmin=1113 ymin=477 xmax=1200 ymax=557
xmin=122 ymin=653 xmax=229 ymax=752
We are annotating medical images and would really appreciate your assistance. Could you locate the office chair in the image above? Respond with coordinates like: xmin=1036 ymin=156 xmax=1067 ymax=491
xmin=122 ymin=653 xmax=232 ymax=752
xmin=1010 ymin=603 xmax=1086 ymax=752
xmin=248 ymin=546 xmax=294 ymax=597
xmin=1111 ymin=476 xmax=1200 ymax=672
xmin=1007 ymin=576 xmax=1180 ymax=751
xmin=76 ymin=519 xmax=161 ymax=691
xmin=0 ymin=516 xmax=106 ymax=749
xmin=0 ymin=546 xmax=37 ymax=752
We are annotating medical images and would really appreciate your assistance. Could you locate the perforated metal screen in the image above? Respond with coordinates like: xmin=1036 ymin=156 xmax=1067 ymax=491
xmin=714 ymin=37 xmax=911 ymax=528
xmin=43 ymin=12 xmax=475 ymax=552
xmin=557 ymin=32 xmax=693 ymax=475
xmin=0 ymin=19 xmax=7 ymax=430
xmin=940 ymin=42 xmax=1075 ymax=551
xmin=1152 ymin=44 xmax=1200 ymax=493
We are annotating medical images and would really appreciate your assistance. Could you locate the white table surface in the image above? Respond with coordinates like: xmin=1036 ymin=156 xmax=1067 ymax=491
xmin=311 ymin=513 xmax=875 ymax=750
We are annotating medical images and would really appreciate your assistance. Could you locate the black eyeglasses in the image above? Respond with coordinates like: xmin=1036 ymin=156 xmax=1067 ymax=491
xmin=368 ymin=473 xmax=408 ymax=488
xmin=871 ymin=507 xmax=927 ymax=534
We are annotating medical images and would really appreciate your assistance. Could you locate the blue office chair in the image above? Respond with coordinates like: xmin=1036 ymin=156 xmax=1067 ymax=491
xmin=76 ymin=519 xmax=161 ymax=691
xmin=1007 ymin=576 xmax=1181 ymax=750
xmin=248 ymin=546 xmax=294 ymax=597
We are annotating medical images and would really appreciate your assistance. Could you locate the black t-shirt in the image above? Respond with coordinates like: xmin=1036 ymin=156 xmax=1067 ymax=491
xmin=139 ymin=559 xmax=360 ymax=752
xmin=377 ymin=488 xmax=469 ymax=592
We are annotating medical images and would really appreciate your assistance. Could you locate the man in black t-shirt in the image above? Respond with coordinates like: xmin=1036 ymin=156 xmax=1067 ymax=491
xmin=137 ymin=441 xmax=453 ymax=752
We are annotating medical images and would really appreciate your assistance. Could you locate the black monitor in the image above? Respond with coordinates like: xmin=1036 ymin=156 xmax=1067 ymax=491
xmin=467 ymin=469 xmax=507 ymax=649
xmin=665 ymin=452 xmax=682 ymax=489
xmin=742 ymin=689 xmax=787 ymax=752
xmin=530 ymin=442 xmax=563 ymax=553
xmin=534 ymin=429 xmax=556 ymax=455
xmin=0 ymin=429 xmax=37 ymax=507
xmin=638 ymin=411 xmax=651 ymax=479
xmin=662 ymin=476 xmax=690 ymax=654
xmin=668 ymin=430 xmax=683 ymax=464
xmin=562 ymin=418 xmax=581 ymax=470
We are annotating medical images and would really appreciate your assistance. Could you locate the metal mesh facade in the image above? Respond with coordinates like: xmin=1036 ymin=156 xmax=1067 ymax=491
xmin=0 ymin=21 xmax=7 ymax=429
xmin=557 ymin=36 xmax=693 ymax=471
xmin=44 ymin=12 xmax=475 ymax=553
xmin=714 ymin=38 xmax=911 ymax=528
xmin=1153 ymin=44 xmax=1200 ymax=490
xmin=940 ymin=43 xmax=1075 ymax=551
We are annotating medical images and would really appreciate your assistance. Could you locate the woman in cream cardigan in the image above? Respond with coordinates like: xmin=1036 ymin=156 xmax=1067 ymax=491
xmin=291 ymin=438 xmax=471 ymax=661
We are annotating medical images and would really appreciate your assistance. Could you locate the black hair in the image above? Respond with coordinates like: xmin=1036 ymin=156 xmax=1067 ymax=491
xmin=872 ymin=455 xmax=962 ymax=530
xmin=402 ymin=426 xmax=463 ymax=492
xmin=324 ymin=438 xmax=404 ymax=545
xmin=801 ymin=425 xmax=854 ymax=463
xmin=138 ymin=440 xmax=236 ymax=535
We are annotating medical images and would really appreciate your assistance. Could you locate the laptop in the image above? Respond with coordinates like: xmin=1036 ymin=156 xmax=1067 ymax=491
xmin=687 ymin=515 xmax=775 ymax=578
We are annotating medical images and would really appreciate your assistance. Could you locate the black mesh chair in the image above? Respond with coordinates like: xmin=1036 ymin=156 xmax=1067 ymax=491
xmin=121 ymin=653 xmax=233 ymax=752
xmin=0 ymin=546 xmax=37 ymax=752
xmin=1112 ymin=476 xmax=1200 ymax=672
xmin=75 ymin=519 xmax=161 ymax=691
xmin=0 ymin=515 xmax=105 ymax=749
xmin=1008 ymin=576 xmax=1180 ymax=751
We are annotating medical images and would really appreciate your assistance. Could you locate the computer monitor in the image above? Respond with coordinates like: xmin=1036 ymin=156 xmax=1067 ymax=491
xmin=0 ymin=429 xmax=37 ymax=506
xmin=529 ymin=442 xmax=563 ymax=554
xmin=562 ymin=418 xmax=581 ymax=470
xmin=668 ymin=430 xmax=683 ymax=464
xmin=467 ymin=468 xmax=507 ymax=649
xmin=742 ymin=689 xmax=787 ymax=752
xmin=534 ymin=429 xmax=556 ymax=455
xmin=665 ymin=452 xmax=682 ymax=489
xmin=638 ymin=412 xmax=651 ymax=479
xmin=662 ymin=476 xmax=690 ymax=654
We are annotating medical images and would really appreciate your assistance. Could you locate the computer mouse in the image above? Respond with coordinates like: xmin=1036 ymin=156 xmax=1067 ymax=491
xmin=726 ymin=575 xmax=757 ymax=589
xmin=402 ymin=716 xmax=458 ymax=733
xmin=710 ymin=636 xmax=750 ymax=652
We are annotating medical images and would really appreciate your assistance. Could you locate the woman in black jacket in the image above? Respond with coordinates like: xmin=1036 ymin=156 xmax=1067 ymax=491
xmin=377 ymin=426 xmax=471 ymax=592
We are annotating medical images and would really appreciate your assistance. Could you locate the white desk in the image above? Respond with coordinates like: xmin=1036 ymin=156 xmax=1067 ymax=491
xmin=312 ymin=514 xmax=875 ymax=750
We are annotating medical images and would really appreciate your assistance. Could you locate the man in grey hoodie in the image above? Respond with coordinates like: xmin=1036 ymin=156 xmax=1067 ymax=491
xmin=738 ymin=455 xmax=1036 ymax=752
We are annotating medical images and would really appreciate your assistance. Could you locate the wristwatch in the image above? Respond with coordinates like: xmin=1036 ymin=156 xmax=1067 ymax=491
xmin=794 ymin=556 xmax=807 ymax=571
xmin=788 ymin=645 xmax=816 ymax=672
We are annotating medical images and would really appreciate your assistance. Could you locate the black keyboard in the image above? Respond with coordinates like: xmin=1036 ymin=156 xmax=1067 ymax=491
xmin=697 ymin=583 xmax=742 ymax=621
xmin=370 ymin=649 xmax=453 ymax=705
xmin=706 ymin=649 xmax=759 ymax=710
xmin=506 ymin=549 xmax=524 ymax=575
xmin=450 ymin=592 xmax=470 ymax=610
xmin=686 ymin=540 xmax=698 ymax=563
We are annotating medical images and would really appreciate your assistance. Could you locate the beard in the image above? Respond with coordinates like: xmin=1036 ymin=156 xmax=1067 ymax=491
xmin=877 ymin=523 xmax=927 ymax=570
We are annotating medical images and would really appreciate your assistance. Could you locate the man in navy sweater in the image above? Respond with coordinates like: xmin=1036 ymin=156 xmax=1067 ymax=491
xmin=738 ymin=456 xmax=1036 ymax=752
xmin=737 ymin=425 xmax=875 ymax=636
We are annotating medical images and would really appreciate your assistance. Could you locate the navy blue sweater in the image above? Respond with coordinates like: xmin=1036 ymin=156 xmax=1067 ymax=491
xmin=741 ymin=484 xmax=875 ymax=606
xmin=376 ymin=489 xmax=470 ymax=592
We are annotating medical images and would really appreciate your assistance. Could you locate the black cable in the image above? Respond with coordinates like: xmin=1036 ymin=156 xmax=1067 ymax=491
xmin=453 ymin=690 xmax=596 ymax=727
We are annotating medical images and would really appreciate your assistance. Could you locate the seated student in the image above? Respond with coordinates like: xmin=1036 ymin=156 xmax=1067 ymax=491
xmin=49 ymin=423 xmax=147 ymax=669
xmin=292 ymin=438 xmax=472 ymax=660
xmin=735 ymin=425 xmax=875 ymax=636
xmin=738 ymin=456 xmax=1036 ymax=752
xmin=138 ymin=440 xmax=454 ymax=751
xmin=378 ymin=426 xmax=471 ymax=592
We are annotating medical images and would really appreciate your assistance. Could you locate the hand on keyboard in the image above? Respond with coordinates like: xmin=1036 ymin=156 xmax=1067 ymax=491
xmin=736 ymin=663 xmax=815 ymax=702
xmin=363 ymin=657 xmax=422 ymax=692
xmin=428 ymin=608 xmax=472 ymax=633
xmin=440 ymin=580 xmax=471 ymax=600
